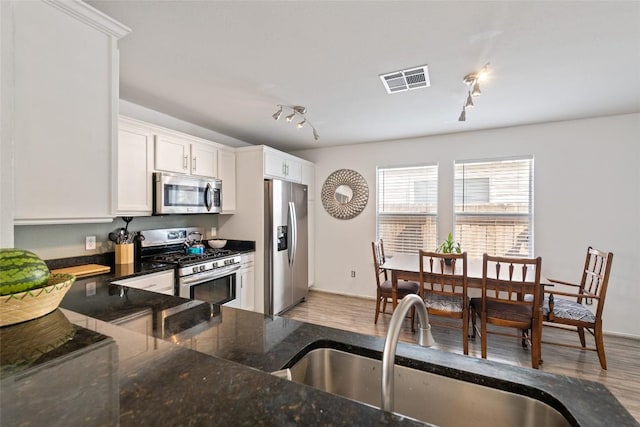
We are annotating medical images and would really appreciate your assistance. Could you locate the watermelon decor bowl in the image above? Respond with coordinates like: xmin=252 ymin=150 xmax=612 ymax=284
xmin=0 ymin=273 xmax=75 ymax=327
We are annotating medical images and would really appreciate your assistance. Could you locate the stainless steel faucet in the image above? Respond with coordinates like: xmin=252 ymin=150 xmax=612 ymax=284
xmin=381 ymin=294 xmax=434 ymax=413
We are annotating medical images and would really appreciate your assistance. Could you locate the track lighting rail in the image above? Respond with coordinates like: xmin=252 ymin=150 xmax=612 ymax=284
xmin=273 ymin=104 xmax=319 ymax=140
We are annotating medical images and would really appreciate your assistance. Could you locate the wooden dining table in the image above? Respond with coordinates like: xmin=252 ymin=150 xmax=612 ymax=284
xmin=380 ymin=254 xmax=540 ymax=309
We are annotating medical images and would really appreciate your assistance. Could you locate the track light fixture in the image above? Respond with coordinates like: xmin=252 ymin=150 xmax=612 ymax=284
xmin=465 ymin=91 xmax=474 ymax=108
xmin=272 ymin=106 xmax=283 ymax=120
xmin=272 ymin=104 xmax=319 ymax=141
xmin=458 ymin=63 xmax=490 ymax=122
xmin=458 ymin=106 xmax=466 ymax=122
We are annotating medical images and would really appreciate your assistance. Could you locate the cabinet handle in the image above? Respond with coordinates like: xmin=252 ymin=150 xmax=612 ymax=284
xmin=282 ymin=163 xmax=286 ymax=175
xmin=183 ymin=155 xmax=189 ymax=170
xmin=193 ymin=156 xmax=197 ymax=171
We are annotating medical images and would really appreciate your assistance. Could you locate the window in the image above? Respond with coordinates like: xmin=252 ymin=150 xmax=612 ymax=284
xmin=377 ymin=164 xmax=438 ymax=255
xmin=454 ymin=157 xmax=533 ymax=260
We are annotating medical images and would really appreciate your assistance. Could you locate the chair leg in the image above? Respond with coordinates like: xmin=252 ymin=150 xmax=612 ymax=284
xmin=481 ymin=314 xmax=488 ymax=359
xmin=595 ymin=323 xmax=608 ymax=370
xmin=577 ymin=326 xmax=586 ymax=348
xmin=374 ymin=295 xmax=381 ymax=324
xmin=462 ymin=309 xmax=469 ymax=355
xmin=382 ymin=297 xmax=388 ymax=315
xmin=521 ymin=328 xmax=529 ymax=348
xmin=530 ymin=324 xmax=541 ymax=369
xmin=470 ymin=305 xmax=477 ymax=340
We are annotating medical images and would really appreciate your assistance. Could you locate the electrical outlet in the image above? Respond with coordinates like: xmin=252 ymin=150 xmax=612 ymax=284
xmin=85 ymin=235 xmax=96 ymax=250
xmin=351 ymin=270 xmax=356 ymax=278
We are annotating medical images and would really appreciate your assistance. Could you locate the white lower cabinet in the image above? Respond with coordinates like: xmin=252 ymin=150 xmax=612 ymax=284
xmin=111 ymin=270 xmax=175 ymax=296
xmin=239 ymin=253 xmax=255 ymax=311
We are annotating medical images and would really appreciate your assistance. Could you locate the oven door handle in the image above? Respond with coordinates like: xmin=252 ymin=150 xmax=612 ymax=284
xmin=181 ymin=264 xmax=241 ymax=285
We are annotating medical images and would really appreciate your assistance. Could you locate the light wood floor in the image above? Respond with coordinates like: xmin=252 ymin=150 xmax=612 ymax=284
xmin=282 ymin=290 xmax=640 ymax=422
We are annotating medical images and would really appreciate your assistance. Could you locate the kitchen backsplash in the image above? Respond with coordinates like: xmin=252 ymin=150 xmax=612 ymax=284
xmin=13 ymin=215 xmax=219 ymax=260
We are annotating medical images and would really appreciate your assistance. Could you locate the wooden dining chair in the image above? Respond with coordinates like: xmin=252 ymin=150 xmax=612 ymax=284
xmin=419 ymin=250 xmax=470 ymax=355
xmin=541 ymin=247 xmax=613 ymax=370
xmin=372 ymin=240 xmax=419 ymax=325
xmin=471 ymin=254 xmax=543 ymax=369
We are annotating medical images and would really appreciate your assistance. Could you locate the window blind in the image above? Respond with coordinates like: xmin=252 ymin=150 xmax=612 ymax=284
xmin=377 ymin=164 xmax=438 ymax=255
xmin=454 ymin=157 xmax=533 ymax=260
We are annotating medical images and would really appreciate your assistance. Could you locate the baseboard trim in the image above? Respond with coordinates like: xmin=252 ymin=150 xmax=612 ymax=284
xmin=602 ymin=330 xmax=640 ymax=341
xmin=308 ymin=287 xmax=376 ymax=301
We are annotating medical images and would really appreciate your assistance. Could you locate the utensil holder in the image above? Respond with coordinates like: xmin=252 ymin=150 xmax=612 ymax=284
xmin=115 ymin=263 xmax=135 ymax=276
xmin=115 ymin=243 xmax=134 ymax=264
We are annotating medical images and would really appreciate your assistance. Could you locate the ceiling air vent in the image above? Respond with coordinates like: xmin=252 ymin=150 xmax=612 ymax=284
xmin=379 ymin=65 xmax=430 ymax=94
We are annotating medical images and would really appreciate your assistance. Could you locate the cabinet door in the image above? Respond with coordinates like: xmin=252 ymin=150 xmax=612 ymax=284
xmin=285 ymin=160 xmax=302 ymax=182
xmin=240 ymin=267 xmax=255 ymax=311
xmin=191 ymin=143 xmax=218 ymax=178
xmin=264 ymin=151 xmax=302 ymax=182
xmin=155 ymin=134 xmax=190 ymax=174
xmin=116 ymin=121 xmax=154 ymax=215
xmin=264 ymin=151 xmax=287 ymax=179
xmin=218 ymin=150 xmax=236 ymax=213
xmin=13 ymin=1 xmax=121 ymax=224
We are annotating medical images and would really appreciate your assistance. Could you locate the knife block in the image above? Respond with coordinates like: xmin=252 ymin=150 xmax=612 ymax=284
xmin=115 ymin=243 xmax=134 ymax=265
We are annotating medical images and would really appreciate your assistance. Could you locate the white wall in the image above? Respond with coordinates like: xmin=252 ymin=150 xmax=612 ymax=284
xmin=295 ymin=114 xmax=640 ymax=339
xmin=120 ymin=100 xmax=251 ymax=148
xmin=14 ymin=215 xmax=219 ymax=260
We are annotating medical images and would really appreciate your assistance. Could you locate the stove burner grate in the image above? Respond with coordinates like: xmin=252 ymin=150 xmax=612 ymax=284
xmin=149 ymin=248 xmax=235 ymax=265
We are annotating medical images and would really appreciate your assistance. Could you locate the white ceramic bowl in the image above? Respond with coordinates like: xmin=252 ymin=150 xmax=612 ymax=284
xmin=207 ymin=239 xmax=227 ymax=249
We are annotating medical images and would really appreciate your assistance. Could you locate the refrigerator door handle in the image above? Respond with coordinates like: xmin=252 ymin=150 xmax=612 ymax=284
xmin=288 ymin=201 xmax=297 ymax=266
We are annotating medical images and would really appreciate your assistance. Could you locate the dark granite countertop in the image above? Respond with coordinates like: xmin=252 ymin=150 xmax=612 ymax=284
xmin=2 ymin=265 xmax=637 ymax=426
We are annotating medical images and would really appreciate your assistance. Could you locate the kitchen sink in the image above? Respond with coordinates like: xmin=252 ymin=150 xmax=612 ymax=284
xmin=284 ymin=347 xmax=572 ymax=427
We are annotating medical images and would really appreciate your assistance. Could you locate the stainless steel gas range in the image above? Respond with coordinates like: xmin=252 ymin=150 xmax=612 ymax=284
xmin=139 ymin=227 xmax=241 ymax=306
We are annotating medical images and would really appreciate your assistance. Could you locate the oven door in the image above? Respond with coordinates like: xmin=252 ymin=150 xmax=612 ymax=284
xmin=179 ymin=264 xmax=240 ymax=306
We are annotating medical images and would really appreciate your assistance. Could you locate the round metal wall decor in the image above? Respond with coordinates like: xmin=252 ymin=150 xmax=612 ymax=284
xmin=321 ymin=169 xmax=369 ymax=220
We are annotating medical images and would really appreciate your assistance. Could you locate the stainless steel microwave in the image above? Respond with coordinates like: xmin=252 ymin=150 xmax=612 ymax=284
xmin=153 ymin=172 xmax=221 ymax=215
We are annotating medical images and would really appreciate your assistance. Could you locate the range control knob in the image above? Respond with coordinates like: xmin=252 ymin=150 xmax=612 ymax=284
xmin=199 ymin=265 xmax=206 ymax=272
xmin=192 ymin=267 xmax=198 ymax=274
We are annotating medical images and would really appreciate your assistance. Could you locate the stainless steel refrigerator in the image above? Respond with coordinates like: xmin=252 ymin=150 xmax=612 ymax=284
xmin=264 ymin=179 xmax=308 ymax=315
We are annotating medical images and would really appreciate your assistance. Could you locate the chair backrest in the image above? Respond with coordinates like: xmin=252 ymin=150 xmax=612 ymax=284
xmin=482 ymin=254 xmax=542 ymax=320
xmin=371 ymin=239 xmax=388 ymax=289
xmin=580 ymin=247 xmax=613 ymax=318
xmin=419 ymin=251 xmax=468 ymax=299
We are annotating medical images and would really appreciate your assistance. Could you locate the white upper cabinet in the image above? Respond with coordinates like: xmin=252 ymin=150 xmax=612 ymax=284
xmin=11 ymin=1 xmax=130 ymax=224
xmin=155 ymin=134 xmax=218 ymax=178
xmin=154 ymin=134 xmax=191 ymax=175
xmin=217 ymin=149 xmax=237 ymax=213
xmin=116 ymin=117 xmax=154 ymax=216
xmin=115 ymin=116 xmax=236 ymax=215
xmin=190 ymin=142 xmax=218 ymax=178
xmin=264 ymin=149 xmax=302 ymax=182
